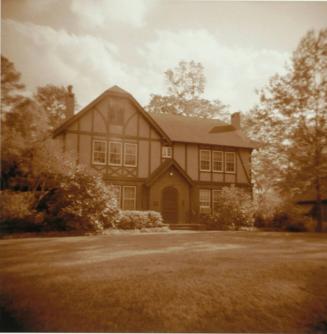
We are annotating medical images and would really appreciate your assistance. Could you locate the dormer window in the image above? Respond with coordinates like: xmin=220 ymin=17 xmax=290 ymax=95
xmin=162 ymin=146 xmax=172 ymax=158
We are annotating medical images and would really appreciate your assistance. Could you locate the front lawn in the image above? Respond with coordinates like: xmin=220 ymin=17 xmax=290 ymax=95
xmin=1 ymin=231 xmax=327 ymax=332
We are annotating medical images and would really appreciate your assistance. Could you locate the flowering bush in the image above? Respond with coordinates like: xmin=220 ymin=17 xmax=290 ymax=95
xmin=116 ymin=210 xmax=164 ymax=230
xmin=36 ymin=166 xmax=119 ymax=232
xmin=203 ymin=186 xmax=256 ymax=230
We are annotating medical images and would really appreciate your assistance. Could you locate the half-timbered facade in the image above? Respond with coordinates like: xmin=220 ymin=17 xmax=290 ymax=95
xmin=53 ymin=86 xmax=256 ymax=224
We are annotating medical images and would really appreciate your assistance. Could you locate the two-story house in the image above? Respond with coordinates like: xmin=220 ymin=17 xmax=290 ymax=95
xmin=53 ymin=85 xmax=256 ymax=224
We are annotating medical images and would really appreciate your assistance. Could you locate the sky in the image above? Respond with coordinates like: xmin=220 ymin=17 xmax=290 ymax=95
xmin=2 ymin=0 xmax=327 ymax=112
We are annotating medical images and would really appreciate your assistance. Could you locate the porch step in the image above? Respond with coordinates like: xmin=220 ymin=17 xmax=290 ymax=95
xmin=169 ymin=224 xmax=207 ymax=231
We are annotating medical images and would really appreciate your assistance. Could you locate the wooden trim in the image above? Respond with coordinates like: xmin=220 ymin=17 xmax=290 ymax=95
xmin=149 ymin=128 xmax=152 ymax=173
xmin=193 ymin=180 xmax=252 ymax=188
xmin=64 ymin=129 xmax=161 ymax=142
xmin=236 ymin=150 xmax=251 ymax=184
xmin=76 ymin=120 xmax=80 ymax=164
xmin=235 ymin=149 xmax=238 ymax=183
xmin=197 ymin=144 xmax=200 ymax=181
xmin=185 ymin=143 xmax=188 ymax=174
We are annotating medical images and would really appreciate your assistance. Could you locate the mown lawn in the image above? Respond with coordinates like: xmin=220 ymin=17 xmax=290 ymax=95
xmin=1 ymin=231 xmax=327 ymax=333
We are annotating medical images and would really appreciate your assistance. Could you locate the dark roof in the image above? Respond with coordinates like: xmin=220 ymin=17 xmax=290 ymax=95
xmin=149 ymin=113 xmax=256 ymax=149
xmin=145 ymin=159 xmax=193 ymax=187
xmin=53 ymin=86 xmax=170 ymax=143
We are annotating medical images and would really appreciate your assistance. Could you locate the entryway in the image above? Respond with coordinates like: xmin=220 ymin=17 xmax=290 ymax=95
xmin=162 ymin=186 xmax=178 ymax=224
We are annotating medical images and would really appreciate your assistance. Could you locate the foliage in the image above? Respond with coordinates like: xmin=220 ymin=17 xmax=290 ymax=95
xmin=34 ymin=84 xmax=72 ymax=129
xmin=1 ymin=55 xmax=25 ymax=113
xmin=116 ymin=210 xmax=164 ymax=230
xmin=244 ymin=29 xmax=327 ymax=232
xmin=0 ymin=191 xmax=41 ymax=233
xmin=255 ymin=203 xmax=313 ymax=232
xmin=201 ymin=186 xmax=255 ymax=230
xmin=146 ymin=60 xmax=229 ymax=120
xmin=36 ymin=166 xmax=119 ymax=232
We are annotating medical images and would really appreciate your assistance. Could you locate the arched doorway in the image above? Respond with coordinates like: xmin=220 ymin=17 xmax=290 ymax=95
xmin=162 ymin=186 xmax=178 ymax=223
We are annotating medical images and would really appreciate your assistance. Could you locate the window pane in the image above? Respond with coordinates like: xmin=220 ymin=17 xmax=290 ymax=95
xmin=93 ymin=140 xmax=106 ymax=164
xmin=109 ymin=142 xmax=122 ymax=165
xmin=199 ymin=189 xmax=211 ymax=214
xmin=124 ymin=143 xmax=137 ymax=166
xmin=123 ymin=186 xmax=136 ymax=210
xmin=162 ymin=146 xmax=172 ymax=158
xmin=225 ymin=152 xmax=235 ymax=172
xmin=212 ymin=190 xmax=220 ymax=213
xmin=111 ymin=185 xmax=121 ymax=208
xmin=200 ymin=150 xmax=211 ymax=171
xmin=212 ymin=151 xmax=223 ymax=172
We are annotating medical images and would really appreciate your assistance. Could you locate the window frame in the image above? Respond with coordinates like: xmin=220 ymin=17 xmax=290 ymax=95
xmin=199 ymin=189 xmax=211 ymax=214
xmin=212 ymin=189 xmax=220 ymax=214
xmin=122 ymin=186 xmax=136 ymax=210
xmin=111 ymin=185 xmax=121 ymax=208
xmin=162 ymin=146 xmax=172 ymax=158
xmin=124 ymin=143 xmax=137 ymax=167
xmin=225 ymin=152 xmax=236 ymax=173
xmin=92 ymin=139 xmax=107 ymax=165
xmin=212 ymin=151 xmax=224 ymax=172
xmin=108 ymin=141 xmax=122 ymax=166
xmin=199 ymin=149 xmax=211 ymax=172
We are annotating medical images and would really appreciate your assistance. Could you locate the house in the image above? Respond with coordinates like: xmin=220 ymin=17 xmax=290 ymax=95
xmin=53 ymin=85 xmax=256 ymax=224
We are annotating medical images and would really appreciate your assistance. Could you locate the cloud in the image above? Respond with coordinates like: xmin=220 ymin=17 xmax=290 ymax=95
xmin=2 ymin=19 xmax=290 ymax=112
xmin=139 ymin=29 xmax=290 ymax=110
xmin=2 ymin=19 xmax=142 ymax=106
xmin=70 ymin=0 xmax=151 ymax=28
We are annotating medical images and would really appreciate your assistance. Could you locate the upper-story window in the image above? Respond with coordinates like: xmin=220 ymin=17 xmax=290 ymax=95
xmin=200 ymin=150 xmax=211 ymax=171
xmin=225 ymin=152 xmax=236 ymax=173
xmin=212 ymin=151 xmax=223 ymax=172
xmin=162 ymin=146 xmax=172 ymax=158
xmin=124 ymin=143 xmax=137 ymax=167
xmin=108 ymin=108 xmax=124 ymax=125
xmin=92 ymin=140 xmax=107 ymax=165
xmin=109 ymin=142 xmax=122 ymax=166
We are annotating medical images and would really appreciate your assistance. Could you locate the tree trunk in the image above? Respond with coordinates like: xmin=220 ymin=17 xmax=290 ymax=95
xmin=315 ymin=176 xmax=322 ymax=232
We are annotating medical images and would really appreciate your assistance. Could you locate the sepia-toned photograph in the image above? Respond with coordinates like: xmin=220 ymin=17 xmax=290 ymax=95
xmin=1 ymin=0 xmax=327 ymax=333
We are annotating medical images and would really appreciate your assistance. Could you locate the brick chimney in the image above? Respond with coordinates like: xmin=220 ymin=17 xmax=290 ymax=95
xmin=231 ymin=112 xmax=241 ymax=129
xmin=65 ymin=85 xmax=75 ymax=119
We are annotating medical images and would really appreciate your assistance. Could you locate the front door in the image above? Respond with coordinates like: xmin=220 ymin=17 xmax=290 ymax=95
xmin=162 ymin=186 xmax=178 ymax=224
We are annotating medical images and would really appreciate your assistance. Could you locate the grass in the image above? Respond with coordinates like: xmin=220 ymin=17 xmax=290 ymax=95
xmin=1 ymin=231 xmax=327 ymax=333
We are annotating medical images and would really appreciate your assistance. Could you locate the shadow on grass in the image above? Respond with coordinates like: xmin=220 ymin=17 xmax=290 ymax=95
xmin=0 ymin=305 xmax=25 ymax=332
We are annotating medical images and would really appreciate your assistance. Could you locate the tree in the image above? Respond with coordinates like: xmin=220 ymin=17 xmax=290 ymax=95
xmin=34 ymin=84 xmax=71 ymax=129
xmin=146 ymin=60 xmax=229 ymax=120
xmin=246 ymin=29 xmax=327 ymax=232
xmin=1 ymin=55 xmax=25 ymax=113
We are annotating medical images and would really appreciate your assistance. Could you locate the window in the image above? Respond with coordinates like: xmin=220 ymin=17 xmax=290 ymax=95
xmin=124 ymin=143 xmax=137 ymax=167
xmin=225 ymin=152 xmax=236 ymax=173
xmin=108 ymin=108 xmax=124 ymax=125
xmin=199 ymin=189 xmax=211 ymax=214
xmin=122 ymin=186 xmax=136 ymax=210
xmin=111 ymin=185 xmax=121 ymax=208
xmin=109 ymin=142 xmax=122 ymax=166
xmin=200 ymin=150 xmax=211 ymax=171
xmin=212 ymin=151 xmax=223 ymax=172
xmin=92 ymin=140 xmax=107 ymax=165
xmin=162 ymin=146 xmax=172 ymax=158
xmin=212 ymin=190 xmax=220 ymax=213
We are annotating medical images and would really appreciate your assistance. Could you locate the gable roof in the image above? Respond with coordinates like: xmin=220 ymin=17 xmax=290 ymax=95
xmin=145 ymin=159 xmax=193 ymax=187
xmin=53 ymin=86 xmax=171 ymax=143
xmin=149 ymin=113 xmax=256 ymax=149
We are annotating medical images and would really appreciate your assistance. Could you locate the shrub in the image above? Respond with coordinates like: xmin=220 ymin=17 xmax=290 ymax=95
xmin=36 ymin=166 xmax=119 ymax=233
xmin=0 ymin=191 xmax=41 ymax=233
xmin=199 ymin=213 xmax=231 ymax=230
xmin=116 ymin=210 xmax=164 ymax=230
xmin=204 ymin=186 xmax=255 ymax=230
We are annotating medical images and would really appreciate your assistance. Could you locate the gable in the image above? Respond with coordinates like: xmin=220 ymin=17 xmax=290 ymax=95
xmin=53 ymin=86 xmax=170 ymax=142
